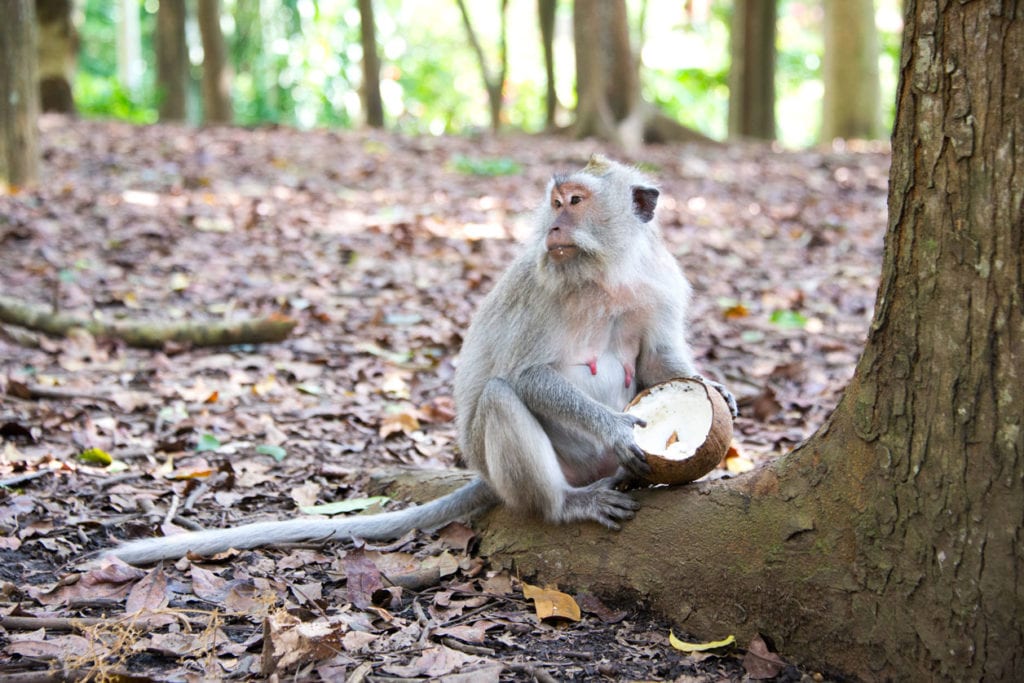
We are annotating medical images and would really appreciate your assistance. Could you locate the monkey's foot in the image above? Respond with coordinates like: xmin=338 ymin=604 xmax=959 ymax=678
xmin=561 ymin=479 xmax=640 ymax=531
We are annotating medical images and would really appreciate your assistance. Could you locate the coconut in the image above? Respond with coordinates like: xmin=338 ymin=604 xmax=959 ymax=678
xmin=625 ymin=377 xmax=734 ymax=485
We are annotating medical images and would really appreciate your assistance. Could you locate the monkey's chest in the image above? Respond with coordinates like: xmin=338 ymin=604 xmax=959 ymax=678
xmin=562 ymin=351 xmax=638 ymax=410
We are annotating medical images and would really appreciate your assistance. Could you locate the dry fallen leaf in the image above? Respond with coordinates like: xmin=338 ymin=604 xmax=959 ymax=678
xmin=742 ymin=634 xmax=789 ymax=679
xmin=522 ymin=582 xmax=581 ymax=622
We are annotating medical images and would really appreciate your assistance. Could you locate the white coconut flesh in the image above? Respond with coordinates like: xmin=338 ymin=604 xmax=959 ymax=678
xmin=628 ymin=381 xmax=713 ymax=460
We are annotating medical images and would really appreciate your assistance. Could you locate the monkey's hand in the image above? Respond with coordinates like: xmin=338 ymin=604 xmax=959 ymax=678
xmin=692 ymin=376 xmax=739 ymax=418
xmin=609 ymin=412 xmax=652 ymax=478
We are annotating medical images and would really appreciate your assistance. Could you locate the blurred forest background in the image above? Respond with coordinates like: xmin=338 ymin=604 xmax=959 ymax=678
xmin=21 ymin=0 xmax=901 ymax=152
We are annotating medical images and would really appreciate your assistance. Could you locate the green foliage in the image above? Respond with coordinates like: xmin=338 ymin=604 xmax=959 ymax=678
xmin=75 ymin=74 xmax=158 ymax=124
xmin=769 ymin=309 xmax=809 ymax=329
xmin=450 ymin=155 xmax=522 ymax=177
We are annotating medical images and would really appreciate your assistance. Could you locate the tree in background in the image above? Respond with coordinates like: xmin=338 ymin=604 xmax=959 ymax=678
xmin=198 ymin=0 xmax=232 ymax=124
xmin=358 ymin=0 xmax=384 ymax=128
xmin=537 ymin=0 xmax=560 ymax=130
xmin=36 ymin=0 xmax=77 ymax=113
xmin=455 ymin=0 xmax=509 ymax=132
xmin=573 ymin=0 xmax=715 ymax=147
xmin=156 ymin=0 xmax=187 ymax=120
xmin=728 ymin=0 xmax=776 ymax=139
xmin=1 ymin=0 xmax=40 ymax=190
xmin=822 ymin=0 xmax=882 ymax=140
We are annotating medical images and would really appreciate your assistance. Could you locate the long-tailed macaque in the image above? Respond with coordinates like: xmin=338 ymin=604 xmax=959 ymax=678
xmin=108 ymin=155 xmax=736 ymax=565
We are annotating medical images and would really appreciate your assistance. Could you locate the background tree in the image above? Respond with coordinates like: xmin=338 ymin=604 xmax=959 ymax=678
xmin=36 ymin=0 xmax=77 ymax=113
xmin=116 ymin=0 xmax=143 ymax=97
xmin=1 ymin=0 xmax=40 ymax=190
xmin=197 ymin=0 xmax=232 ymax=123
xmin=572 ymin=0 xmax=640 ymax=145
xmin=156 ymin=0 xmax=187 ymax=120
xmin=573 ymin=0 xmax=715 ymax=147
xmin=538 ymin=0 xmax=559 ymax=130
xmin=728 ymin=0 xmax=776 ymax=140
xmin=358 ymin=0 xmax=384 ymax=128
xmin=476 ymin=1 xmax=1023 ymax=678
xmin=455 ymin=0 xmax=509 ymax=132
xmin=822 ymin=0 xmax=882 ymax=140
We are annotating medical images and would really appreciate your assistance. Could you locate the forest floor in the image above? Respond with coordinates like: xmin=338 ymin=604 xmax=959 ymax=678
xmin=0 ymin=116 xmax=888 ymax=681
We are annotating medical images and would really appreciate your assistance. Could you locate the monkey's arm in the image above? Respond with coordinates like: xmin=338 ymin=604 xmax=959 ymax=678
xmin=637 ymin=311 xmax=739 ymax=417
xmin=106 ymin=478 xmax=498 ymax=565
xmin=512 ymin=364 xmax=651 ymax=477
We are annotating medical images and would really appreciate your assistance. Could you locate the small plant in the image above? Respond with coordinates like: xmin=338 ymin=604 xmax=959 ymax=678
xmin=450 ymin=154 xmax=522 ymax=177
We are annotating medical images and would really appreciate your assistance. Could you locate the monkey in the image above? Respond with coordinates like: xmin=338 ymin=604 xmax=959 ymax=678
xmin=106 ymin=155 xmax=737 ymax=565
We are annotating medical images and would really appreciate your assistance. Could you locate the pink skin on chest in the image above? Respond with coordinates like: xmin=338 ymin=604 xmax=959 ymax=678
xmin=582 ymin=356 xmax=635 ymax=389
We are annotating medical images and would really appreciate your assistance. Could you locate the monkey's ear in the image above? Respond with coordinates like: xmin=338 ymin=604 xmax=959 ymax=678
xmin=632 ymin=186 xmax=659 ymax=223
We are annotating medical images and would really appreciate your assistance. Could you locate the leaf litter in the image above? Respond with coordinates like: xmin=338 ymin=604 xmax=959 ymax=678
xmin=0 ymin=116 xmax=886 ymax=680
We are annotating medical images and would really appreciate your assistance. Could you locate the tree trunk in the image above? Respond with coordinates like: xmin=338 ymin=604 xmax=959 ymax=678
xmin=116 ymin=0 xmax=143 ymax=95
xmin=156 ymin=0 xmax=188 ymax=121
xmin=572 ymin=0 xmax=715 ymax=148
xmin=728 ymin=0 xmax=776 ymax=140
xmin=35 ymin=0 xmax=76 ymax=113
xmin=454 ymin=0 xmax=508 ymax=132
xmin=473 ymin=2 xmax=1024 ymax=679
xmin=358 ymin=0 xmax=384 ymax=128
xmin=0 ymin=0 xmax=40 ymax=190
xmin=538 ymin=0 xmax=558 ymax=129
xmin=197 ymin=0 xmax=232 ymax=124
xmin=822 ymin=0 xmax=882 ymax=141
xmin=573 ymin=0 xmax=637 ymax=146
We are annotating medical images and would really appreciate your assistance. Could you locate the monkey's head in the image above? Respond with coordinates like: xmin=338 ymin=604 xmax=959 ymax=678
xmin=539 ymin=155 xmax=660 ymax=280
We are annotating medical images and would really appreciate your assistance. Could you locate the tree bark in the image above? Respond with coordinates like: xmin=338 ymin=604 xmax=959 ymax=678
xmin=454 ymin=0 xmax=508 ymax=132
xmin=538 ymin=0 xmax=558 ymax=129
xmin=728 ymin=0 xmax=776 ymax=140
xmin=402 ymin=3 xmax=1023 ymax=679
xmin=822 ymin=0 xmax=882 ymax=140
xmin=197 ymin=0 xmax=232 ymax=124
xmin=572 ymin=0 xmax=715 ymax=148
xmin=156 ymin=0 xmax=188 ymax=121
xmin=116 ymin=0 xmax=143 ymax=95
xmin=358 ymin=0 xmax=384 ymax=128
xmin=35 ymin=0 xmax=76 ymax=113
xmin=0 ymin=0 xmax=40 ymax=190
xmin=0 ymin=295 xmax=297 ymax=349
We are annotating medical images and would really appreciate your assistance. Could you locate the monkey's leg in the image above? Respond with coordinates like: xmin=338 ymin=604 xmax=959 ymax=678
xmin=477 ymin=378 xmax=639 ymax=530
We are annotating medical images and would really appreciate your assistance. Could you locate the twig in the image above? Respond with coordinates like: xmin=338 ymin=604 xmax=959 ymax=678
xmin=163 ymin=494 xmax=181 ymax=527
xmin=5 ymin=381 xmax=118 ymax=406
xmin=439 ymin=636 xmax=495 ymax=657
xmin=0 ymin=470 xmax=52 ymax=488
xmin=0 ymin=615 xmax=104 ymax=631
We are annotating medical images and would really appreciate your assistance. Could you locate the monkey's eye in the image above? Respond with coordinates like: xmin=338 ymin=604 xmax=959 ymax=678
xmin=570 ymin=195 xmax=582 ymax=205
xmin=553 ymin=199 xmax=563 ymax=209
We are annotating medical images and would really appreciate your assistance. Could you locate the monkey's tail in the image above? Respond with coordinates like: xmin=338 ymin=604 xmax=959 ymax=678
xmin=106 ymin=477 xmax=499 ymax=565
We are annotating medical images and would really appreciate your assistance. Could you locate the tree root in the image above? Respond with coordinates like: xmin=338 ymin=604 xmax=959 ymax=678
xmin=0 ymin=295 xmax=296 ymax=349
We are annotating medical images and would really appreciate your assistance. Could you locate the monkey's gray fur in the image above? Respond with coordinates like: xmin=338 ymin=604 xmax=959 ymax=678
xmin=107 ymin=155 xmax=735 ymax=565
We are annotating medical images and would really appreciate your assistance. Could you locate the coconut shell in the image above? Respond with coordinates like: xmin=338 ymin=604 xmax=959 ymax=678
xmin=625 ymin=377 xmax=734 ymax=485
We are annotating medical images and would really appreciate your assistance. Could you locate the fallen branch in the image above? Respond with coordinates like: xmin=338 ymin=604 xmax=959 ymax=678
xmin=0 ymin=295 xmax=296 ymax=348
xmin=0 ymin=615 xmax=105 ymax=631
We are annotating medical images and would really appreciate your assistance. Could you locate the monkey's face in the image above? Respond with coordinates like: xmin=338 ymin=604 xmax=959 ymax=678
xmin=545 ymin=180 xmax=594 ymax=264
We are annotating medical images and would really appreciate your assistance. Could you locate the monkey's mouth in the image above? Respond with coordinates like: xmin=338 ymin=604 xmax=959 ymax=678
xmin=547 ymin=245 xmax=579 ymax=264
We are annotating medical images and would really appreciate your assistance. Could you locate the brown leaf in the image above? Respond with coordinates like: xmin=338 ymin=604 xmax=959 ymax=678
xmin=190 ymin=564 xmax=230 ymax=602
xmin=125 ymin=566 xmax=169 ymax=615
xmin=576 ymin=591 xmax=628 ymax=624
xmin=345 ymin=550 xmax=383 ymax=610
xmin=382 ymin=644 xmax=481 ymax=678
xmin=522 ymin=582 xmax=581 ymax=622
xmin=742 ymin=634 xmax=788 ymax=679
